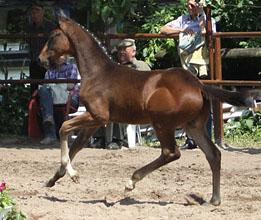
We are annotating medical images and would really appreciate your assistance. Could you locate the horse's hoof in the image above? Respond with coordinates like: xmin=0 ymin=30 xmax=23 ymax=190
xmin=210 ymin=200 xmax=221 ymax=206
xmin=45 ymin=180 xmax=55 ymax=188
xmin=202 ymin=201 xmax=210 ymax=206
xmin=202 ymin=199 xmax=221 ymax=206
xmin=125 ymin=179 xmax=135 ymax=192
xmin=71 ymin=174 xmax=80 ymax=183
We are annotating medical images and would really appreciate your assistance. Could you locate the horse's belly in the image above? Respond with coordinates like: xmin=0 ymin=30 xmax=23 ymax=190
xmin=109 ymin=107 xmax=151 ymax=125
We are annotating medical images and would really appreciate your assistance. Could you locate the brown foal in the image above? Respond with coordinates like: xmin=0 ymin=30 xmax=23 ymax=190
xmin=39 ymin=16 xmax=254 ymax=206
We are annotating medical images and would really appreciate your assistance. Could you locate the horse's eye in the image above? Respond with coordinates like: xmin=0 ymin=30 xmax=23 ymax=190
xmin=47 ymin=33 xmax=61 ymax=49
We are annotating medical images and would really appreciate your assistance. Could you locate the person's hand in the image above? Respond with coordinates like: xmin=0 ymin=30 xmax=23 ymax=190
xmin=182 ymin=28 xmax=194 ymax=36
xmin=196 ymin=2 xmax=204 ymax=16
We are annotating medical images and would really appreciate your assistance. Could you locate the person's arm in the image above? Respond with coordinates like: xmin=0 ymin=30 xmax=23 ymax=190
xmin=160 ymin=16 xmax=195 ymax=36
xmin=161 ymin=25 xmax=196 ymax=36
xmin=196 ymin=2 xmax=206 ymax=35
xmin=199 ymin=15 xmax=206 ymax=35
xmin=160 ymin=25 xmax=184 ymax=35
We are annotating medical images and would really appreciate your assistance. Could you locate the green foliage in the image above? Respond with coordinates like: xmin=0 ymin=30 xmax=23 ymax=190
xmin=0 ymin=183 xmax=26 ymax=220
xmin=0 ymin=84 xmax=30 ymax=135
xmin=5 ymin=206 xmax=26 ymax=220
xmin=138 ymin=2 xmax=184 ymax=68
xmin=75 ymin=0 xmax=135 ymax=31
xmin=96 ymin=0 xmax=261 ymax=69
xmin=91 ymin=0 xmax=261 ymax=69
xmin=224 ymin=110 xmax=261 ymax=141
xmin=0 ymin=184 xmax=14 ymax=208
xmin=211 ymin=0 xmax=261 ymax=48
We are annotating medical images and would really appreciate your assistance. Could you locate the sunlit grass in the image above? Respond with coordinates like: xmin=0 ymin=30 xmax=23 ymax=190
xmin=224 ymin=135 xmax=261 ymax=148
xmin=143 ymin=135 xmax=261 ymax=149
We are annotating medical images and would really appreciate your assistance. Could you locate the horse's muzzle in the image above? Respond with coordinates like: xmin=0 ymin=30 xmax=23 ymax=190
xmin=38 ymin=57 xmax=49 ymax=69
xmin=38 ymin=57 xmax=56 ymax=69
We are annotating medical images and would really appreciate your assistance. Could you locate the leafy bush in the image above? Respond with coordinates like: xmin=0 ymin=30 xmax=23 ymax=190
xmin=0 ymin=84 xmax=30 ymax=135
xmin=224 ymin=110 xmax=261 ymax=141
xmin=0 ymin=182 xmax=26 ymax=220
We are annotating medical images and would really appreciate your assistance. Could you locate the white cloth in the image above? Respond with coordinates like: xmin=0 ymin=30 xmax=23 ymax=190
xmin=46 ymin=83 xmax=69 ymax=105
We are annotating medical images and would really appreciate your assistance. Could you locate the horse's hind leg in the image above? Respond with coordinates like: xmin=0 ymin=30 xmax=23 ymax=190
xmin=126 ymin=125 xmax=181 ymax=191
xmin=184 ymin=102 xmax=221 ymax=206
xmin=46 ymin=127 xmax=97 ymax=187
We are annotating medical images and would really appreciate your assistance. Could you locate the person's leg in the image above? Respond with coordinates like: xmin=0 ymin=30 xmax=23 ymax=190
xmin=39 ymin=86 xmax=55 ymax=123
xmin=105 ymin=122 xmax=113 ymax=143
xmin=38 ymin=86 xmax=57 ymax=144
xmin=112 ymin=123 xmax=123 ymax=140
xmin=179 ymin=135 xmax=197 ymax=150
xmin=41 ymin=123 xmax=57 ymax=142
xmin=206 ymin=108 xmax=213 ymax=139
xmin=89 ymin=126 xmax=106 ymax=148
xmin=106 ymin=123 xmax=122 ymax=150
xmin=70 ymin=99 xmax=79 ymax=110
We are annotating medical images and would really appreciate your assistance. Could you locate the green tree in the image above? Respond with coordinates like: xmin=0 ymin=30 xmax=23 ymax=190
xmin=83 ymin=0 xmax=261 ymax=69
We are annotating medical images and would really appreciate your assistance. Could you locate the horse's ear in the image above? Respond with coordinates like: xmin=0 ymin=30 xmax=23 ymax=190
xmin=59 ymin=9 xmax=67 ymax=18
xmin=55 ymin=9 xmax=67 ymax=27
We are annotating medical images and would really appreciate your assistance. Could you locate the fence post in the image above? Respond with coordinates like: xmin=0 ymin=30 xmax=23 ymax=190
xmin=206 ymin=5 xmax=214 ymax=80
xmin=213 ymin=37 xmax=224 ymax=146
xmin=206 ymin=5 xmax=223 ymax=145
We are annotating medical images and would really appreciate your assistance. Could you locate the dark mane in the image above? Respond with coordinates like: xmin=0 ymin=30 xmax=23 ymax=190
xmin=66 ymin=18 xmax=112 ymax=61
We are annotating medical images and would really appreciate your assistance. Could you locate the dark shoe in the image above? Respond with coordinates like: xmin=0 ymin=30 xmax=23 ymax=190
xmin=40 ymin=137 xmax=57 ymax=145
xmin=89 ymin=138 xmax=105 ymax=149
xmin=179 ymin=142 xmax=197 ymax=150
xmin=106 ymin=141 xmax=121 ymax=150
xmin=43 ymin=115 xmax=55 ymax=125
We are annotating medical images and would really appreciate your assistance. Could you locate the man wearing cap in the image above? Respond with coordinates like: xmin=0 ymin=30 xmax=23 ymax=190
xmin=25 ymin=2 xmax=56 ymax=95
xmin=117 ymin=39 xmax=151 ymax=71
xmin=90 ymin=39 xmax=150 ymax=149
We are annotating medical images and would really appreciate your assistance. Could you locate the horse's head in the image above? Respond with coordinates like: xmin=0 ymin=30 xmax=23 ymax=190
xmin=39 ymin=16 xmax=72 ymax=69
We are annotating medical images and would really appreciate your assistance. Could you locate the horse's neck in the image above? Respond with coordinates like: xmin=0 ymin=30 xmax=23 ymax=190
xmin=66 ymin=24 xmax=114 ymax=80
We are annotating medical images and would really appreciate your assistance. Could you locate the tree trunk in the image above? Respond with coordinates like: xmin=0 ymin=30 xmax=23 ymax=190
xmin=221 ymin=48 xmax=261 ymax=58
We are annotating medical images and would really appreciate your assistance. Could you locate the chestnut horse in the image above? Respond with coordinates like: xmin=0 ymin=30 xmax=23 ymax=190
xmin=39 ymin=16 xmax=253 ymax=206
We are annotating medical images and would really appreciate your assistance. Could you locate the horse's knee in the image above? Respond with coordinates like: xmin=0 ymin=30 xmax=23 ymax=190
xmin=61 ymin=159 xmax=68 ymax=168
xmin=59 ymin=121 xmax=70 ymax=138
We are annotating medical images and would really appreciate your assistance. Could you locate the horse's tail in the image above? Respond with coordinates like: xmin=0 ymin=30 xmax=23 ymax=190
xmin=201 ymin=84 xmax=254 ymax=107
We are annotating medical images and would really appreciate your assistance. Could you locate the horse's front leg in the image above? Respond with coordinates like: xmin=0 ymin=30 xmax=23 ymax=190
xmin=60 ymin=127 xmax=77 ymax=182
xmin=47 ymin=127 xmax=97 ymax=187
xmin=46 ymin=112 xmax=104 ymax=187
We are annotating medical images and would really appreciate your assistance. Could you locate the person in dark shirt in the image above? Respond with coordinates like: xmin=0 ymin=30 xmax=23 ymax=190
xmin=25 ymin=2 xmax=56 ymax=95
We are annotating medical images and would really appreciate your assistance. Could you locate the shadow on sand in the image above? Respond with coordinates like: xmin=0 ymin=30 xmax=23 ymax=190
xmin=218 ymin=143 xmax=261 ymax=155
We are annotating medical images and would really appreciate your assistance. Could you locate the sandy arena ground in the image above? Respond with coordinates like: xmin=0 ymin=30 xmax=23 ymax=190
xmin=0 ymin=137 xmax=261 ymax=220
